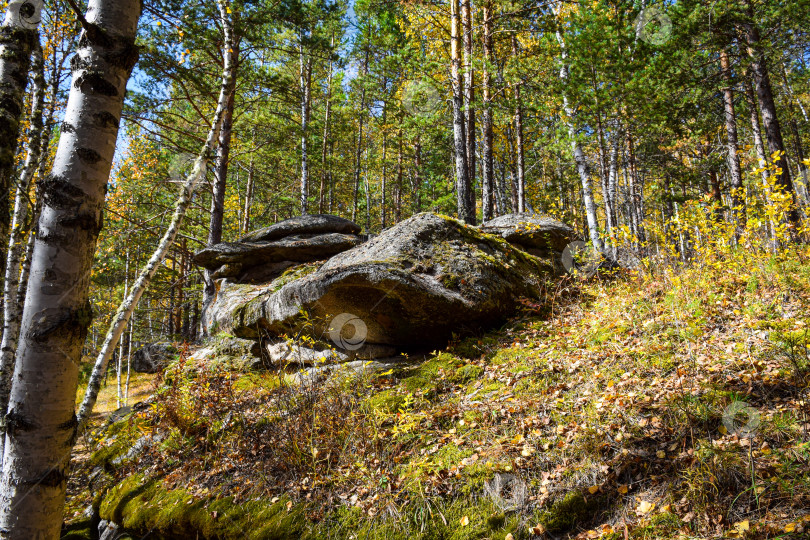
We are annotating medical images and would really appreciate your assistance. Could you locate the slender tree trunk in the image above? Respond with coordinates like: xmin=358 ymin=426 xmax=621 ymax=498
xmin=0 ymin=2 xmax=141 ymax=535
xmin=720 ymin=48 xmax=745 ymax=228
xmin=352 ymin=51 xmax=368 ymax=224
xmin=743 ymin=4 xmax=800 ymax=228
xmin=745 ymin=73 xmax=775 ymax=232
xmin=242 ymin=130 xmax=256 ymax=233
xmin=481 ymin=0 xmax=494 ymax=222
xmin=555 ymin=24 xmax=603 ymax=252
xmin=451 ymin=0 xmax=472 ymax=224
xmin=413 ymin=135 xmax=422 ymax=213
xmin=594 ymin=102 xmax=614 ymax=244
xmin=462 ymin=0 xmax=476 ymax=217
xmin=782 ymin=66 xmax=809 ymax=198
xmin=202 ymin=38 xmax=238 ymax=332
xmin=299 ymin=38 xmax=311 ymax=215
xmin=15 ymin=60 xmax=59 ymax=313
xmin=77 ymin=1 xmax=237 ymax=432
xmin=0 ymin=0 xmax=42 ymax=281
xmin=396 ymin=128 xmax=403 ymax=222
xmin=0 ymin=40 xmax=44 ymax=421
xmin=381 ymin=98 xmax=387 ymax=229
xmin=116 ymin=247 xmax=130 ymax=408
xmin=506 ymin=125 xmax=519 ymax=212
xmin=319 ymin=38 xmax=333 ymax=214
xmin=511 ymin=35 xmax=526 ymax=214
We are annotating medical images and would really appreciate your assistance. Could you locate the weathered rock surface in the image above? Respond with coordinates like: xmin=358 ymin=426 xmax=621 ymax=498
xmin=205 ymin=213 xmax=553 ymax=347
xmin=131 ymin=342 xmax=178 ymax=373
xmin=479 ymin=213 xmax=577 ymax=254
xmin=240 ymin=213 xmax=361 ymax=243
xmin=257 ymin=340 xmax=399 ymax=366
xmin=193 ymin=214 xmax=362 ymax=285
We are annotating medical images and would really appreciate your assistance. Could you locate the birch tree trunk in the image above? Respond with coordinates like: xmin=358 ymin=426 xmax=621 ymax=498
xmin=481 ymin=0 xmax=494 ymax=222
xmin=352 ymin=51 xmax=368 ymax=224
xmin=319 ymin=37 xmax=333 ymax=214
xmin=745 ymin=75 xmax=776 ymax=241
xmin=511 ymin=35 xmax=526 ymax=214
xmin=461 ymin=0 xmax=475 ymax=217
xmin=77 ymin=0 xmax=237 ymax=433
xmin=0 ymin=39 xmax=44 ymax=429
xmin=555 ymin=24 xmax=603 ymax=253
xmin=451 ymin=0 xmax=472 ymax=224
xmin=0 ymin=0 xmax=42 ymax=280
xmin=299 ymin=38 xmax=311 ymax=215
xmin=720 ymin=48 xmax=745 ymax=228
xmin=0 ymin=1 xmax=141 ymax=536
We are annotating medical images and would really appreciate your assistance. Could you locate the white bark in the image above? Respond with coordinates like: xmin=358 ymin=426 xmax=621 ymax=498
xmin=299 ymin=36 xmax=311 ymax=215
xmin=0 ymin=1 xmax=141 ymax=536
xmin=0 ymin=0 xmax=42 ymax=276
xmin=76 ymin=0 xmax=237 ymax=432
xmin=555 ymin=22 xmax=603 ymax=253
xmin=0 ymin=40 xmax=44 ymax=430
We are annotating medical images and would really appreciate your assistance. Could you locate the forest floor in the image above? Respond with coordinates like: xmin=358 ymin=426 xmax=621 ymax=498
xmin=63 ymin=246 xmax=810 ymax=539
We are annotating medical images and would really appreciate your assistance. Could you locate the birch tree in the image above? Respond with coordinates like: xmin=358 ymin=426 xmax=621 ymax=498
xmin=554 ymin=7 xmax=603 ymax=253
xmin=0 ymin=40 xmax=45 ymax=434
xmin=78 ymin=0 xmax=238 ymax=432
xmin=0 ymin=1 xmax=141 ymax=536
xmin=0 ymin=0 xmax=43 ymax=278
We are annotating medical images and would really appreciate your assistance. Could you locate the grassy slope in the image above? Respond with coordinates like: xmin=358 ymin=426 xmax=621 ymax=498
xmin=65 ymin=249 xmax=810 ymax=540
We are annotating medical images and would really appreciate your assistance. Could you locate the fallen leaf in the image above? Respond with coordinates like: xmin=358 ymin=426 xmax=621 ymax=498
xmin=636 ymin=500 xmax=654 ymax=514
xmin=460 ymin=516 xmax=470 ymax=527
xmin=617 ymin=484 xmax=629 ymax=494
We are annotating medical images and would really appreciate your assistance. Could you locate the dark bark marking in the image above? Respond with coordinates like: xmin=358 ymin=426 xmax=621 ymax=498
xmin=94 ymin=111 xmax=119 ymax=129
xmin=77 ymin=147 xmax=102 ymax=164
xmin=74 ymin=71 xmax=118 ymax=97
xmin=3 ymin=409 xmax=35 ymax=436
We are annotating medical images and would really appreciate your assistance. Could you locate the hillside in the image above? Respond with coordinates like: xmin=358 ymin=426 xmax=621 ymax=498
xmin=64 ymin=243 xmax=810 ymax=540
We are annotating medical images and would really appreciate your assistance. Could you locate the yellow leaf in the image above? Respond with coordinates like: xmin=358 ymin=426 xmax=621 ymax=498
xmin=460 ymin=516 xmax=470 ymax=527
xmin=505 ymin=534 xmax=514 ymax=540
xmin=734 ymin=520 xmax=750 ymax=532
xmin=636 ymin=500 xmax=654 ymax=514
xmin=656 ymin=450 xmax=666 ymax=459
xmin=785 ymin=523 xmax=797 ymax=533
xmin=617 ymin=484 xmax=629 ymax=494
xmin=719 ymin=425 xmax=728 ymax=435
xmin=588 ymin=485 xmax=599 ymax=494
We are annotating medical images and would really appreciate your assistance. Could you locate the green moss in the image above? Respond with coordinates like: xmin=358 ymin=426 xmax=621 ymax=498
xmin=366 ymin=388 xmax=406 ymax=414
xmin=100 ymin=474 xmax=307 ymax=540
xmin=270 ymin=262 xmax=320 ymax=292
xmin=453 ymin=363 xmax=483 ymax=384
xmin=535 ymin=490 xmax=603 ymax=534
xmin=60 ymin=517 xmax=95 ymax=540
xmin=404 ymin=353 xmax=463 ymax=392
xmin=89 ymin=417 xmax=143 ymax=468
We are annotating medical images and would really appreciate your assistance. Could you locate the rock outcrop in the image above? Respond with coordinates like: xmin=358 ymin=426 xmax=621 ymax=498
xmin=193 ymin=214 xmax=362 ymax=284
xmin=131 ymin=342 xmax=178 ymax=373
xmin=204 ymin=213 xmax=553 ymax=348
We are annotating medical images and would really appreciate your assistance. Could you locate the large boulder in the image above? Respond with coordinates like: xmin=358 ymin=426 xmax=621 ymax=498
xmin=131 ymin=342 xmax=178 ymax=373
xmin=205 ymin=213 xmax=553 ymax=347
xmin=479 ymin=213 xmax=577 ymax=253
xmin=193 ymin=214 xmax=363 ymax=284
